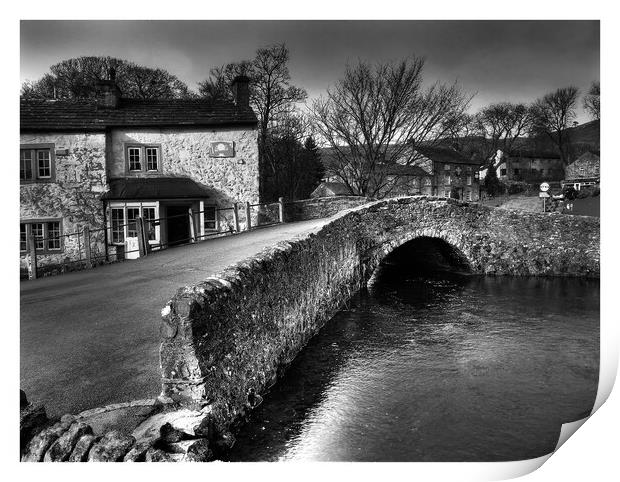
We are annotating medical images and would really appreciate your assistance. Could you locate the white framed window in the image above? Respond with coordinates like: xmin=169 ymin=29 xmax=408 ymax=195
xmin=204 ymin=206 xmax=217 ymax=231
xmin=466 ymin=175 xmax=472 ymax=186
xmin=109 ymin=202 xmax=160 ymax=245
xmin=37 ymin=150 xmax=51 ymax=178
xmin=128 ymin=147 xmax=142 ymax=171
xmin=146 ymin=147 xmax=159 ymax=171
xmin=444 ymin=175 xmax=451 ymax=185
xmin=20 ymin=219 xmax=63 ymax=253
xmin=466 ymin=189 xmax=472 ymax=201
xmin=126 ymin=145 xmax=161 ymax=174
xmin=20 ymin=146 xmax=55 ymax=182
xmin=444 ymin=189 xmax=451 ymax=197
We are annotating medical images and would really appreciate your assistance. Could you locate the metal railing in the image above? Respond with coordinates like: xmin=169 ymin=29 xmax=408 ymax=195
xmin=22 ymin=197 xmax=286 ymax=280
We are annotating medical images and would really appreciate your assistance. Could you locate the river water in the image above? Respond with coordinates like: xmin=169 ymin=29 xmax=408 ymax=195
xmin=227 ymin=266 xmax=599 ymax=462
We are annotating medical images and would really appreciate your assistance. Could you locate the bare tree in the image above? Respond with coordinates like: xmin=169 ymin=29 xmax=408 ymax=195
xmin=583 ymin=81 xmax=600 ymax=120
xmin=474 ymin=102 xmax=534 ymax=169
xmin=310 ymin=58 xmax=472 ymax=198
xmin=21 ymin=56 xmax=193 ymax=100
xmin=198 ymin=44 xmax=306 ymax=146
xmin=530 ymin=86 xmax=580 ymax=165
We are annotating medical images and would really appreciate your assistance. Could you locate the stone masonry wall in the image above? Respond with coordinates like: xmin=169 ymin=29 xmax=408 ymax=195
xmin=108 ymin=127 xmax=260 ymax=207
xmin=566 ymin=155 xmax=600 ymax=180
xmin=20 ymin=133 xmax=107 ymax=272
xmin=284 ymin=196 xmax=371 ymax=221
xmin=159 ymin=196 xmax=599 ymax=436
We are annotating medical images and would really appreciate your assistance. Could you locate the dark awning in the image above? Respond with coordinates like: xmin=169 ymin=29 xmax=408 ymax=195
xmin=102 ymin=177 xmax=212 ymax=201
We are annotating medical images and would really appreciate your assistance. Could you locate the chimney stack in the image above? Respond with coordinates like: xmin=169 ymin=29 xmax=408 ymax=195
xmin=230 ymin=75 xmax=250 ymax=108
xmin=97 ymin=67 xmax=121 ymax=108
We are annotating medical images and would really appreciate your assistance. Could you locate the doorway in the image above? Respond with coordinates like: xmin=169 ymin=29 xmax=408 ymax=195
xmin=166 ymin=205 xmax=191 ymax=246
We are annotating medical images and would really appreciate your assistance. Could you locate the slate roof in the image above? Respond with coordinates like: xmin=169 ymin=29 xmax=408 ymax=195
xmin=382 ymin=164 xmax=432 ymax=177
xmin=20 ymin=98 xmax=258 ymax=131
xmin=414 ymin=145 xmax=479 ymax=166
xmin=311 ymin=182 xmax=352 ymax=197
xmin=101 ymin=177 xmax=213 ymax=200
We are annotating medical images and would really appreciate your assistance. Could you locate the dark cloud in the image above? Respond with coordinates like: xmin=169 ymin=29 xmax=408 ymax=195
xmin=21 ymin=20 xmax=599 ymax=121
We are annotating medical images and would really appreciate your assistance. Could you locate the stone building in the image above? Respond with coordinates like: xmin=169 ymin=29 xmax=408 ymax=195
xmin=562 ymin=151 xmax=600 ymax=190
xmin=319 ymin=145 xmax=480 ymax=201
xmin=413 ymin=146 xmax=481 ymax=201
xmin=497 ymin=149 xmax=565 ymax=183
xmin=20 ymin=75 xmax=259 ymax=272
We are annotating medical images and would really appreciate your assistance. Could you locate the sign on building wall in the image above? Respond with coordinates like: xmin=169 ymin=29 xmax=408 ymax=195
xmin=210 ymin=141 xmax=235 ymax=158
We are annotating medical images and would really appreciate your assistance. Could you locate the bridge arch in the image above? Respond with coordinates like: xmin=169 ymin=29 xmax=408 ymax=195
xmin=377 ymin=234 xmax=472 ymax=273
xmin=362 ymin=224 xmax=476 ymax=284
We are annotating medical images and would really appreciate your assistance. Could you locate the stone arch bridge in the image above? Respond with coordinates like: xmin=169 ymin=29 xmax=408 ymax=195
xmin=159 ymin=196 xmax=599 ymax=431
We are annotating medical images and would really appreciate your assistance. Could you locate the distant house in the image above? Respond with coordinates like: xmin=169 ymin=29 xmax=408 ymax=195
xmin=20 ymin=73 xmax=259 ymax=272
xmin=311 ymin=181 xmax=352 ymax=198
xmin=319 ymin=144 xmax=480 ymax=201
xmin=562 ymin=151 xmax=600 ymax=190
xmin=413 ymin=146 xmax=481 ymax=201
xmin=498 ymin=149 xmax=565 ymax=183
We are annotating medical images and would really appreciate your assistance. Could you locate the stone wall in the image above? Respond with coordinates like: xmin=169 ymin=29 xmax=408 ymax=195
xmin=108 ymin=127 xmax=260 ymax=207
xmin=20 ymin=133 xmax=108 ymax=273
xmin=20 ymin=392 xmax=229 ymax=462
xmin=566 ymin=153 xmax=600 ymax=180
xmin=283 ymin=196 xmax=371 ymax=221
xmin=159 ymin=196 xmax=600 ymax=437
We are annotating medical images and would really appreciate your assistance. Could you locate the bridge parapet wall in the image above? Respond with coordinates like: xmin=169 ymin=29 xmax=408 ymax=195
xmin=159 ymin=196 xmax=599 ymax=433
xmin=283 ymin=195 xmax=371 ymax=221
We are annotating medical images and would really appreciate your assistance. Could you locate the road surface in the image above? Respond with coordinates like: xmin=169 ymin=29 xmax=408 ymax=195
xmin=21 ymin=219 xmax=329 ymax=417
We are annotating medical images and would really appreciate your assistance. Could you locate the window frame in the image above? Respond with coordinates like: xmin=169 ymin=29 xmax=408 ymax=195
xmin=203 ymin=205 xmax=218 ymax=231
xmin=108 ymin=202 xmax=160 ymax=246
xmin=20 ymin=144 xmax=56 ymax=184
xmin=124 ymin=144 xmax=162 ymax=175
xmin=20 ymin=218 xmax=63 ymax=254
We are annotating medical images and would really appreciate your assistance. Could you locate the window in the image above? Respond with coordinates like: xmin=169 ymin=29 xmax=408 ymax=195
xmin=109 ymin=203 xmax=160 ymax=245
xmin=20 ymin=224 xmax=27 ymax=251
xmin=444 ymin=175 xmax=451 ymax=185
xmin=466 ymin=189 xmax=472 ymax=201
xmin=31 ymin=223 xmax=44 ymax=250
xmin=466 ymin=175 xmax=472 ymax=186
xmin=444 ymin=189 xmax=451 ymax=197
xmin=128 ymin=147 xmax=142 ymax=171
xmin=46 ymin=222 xmax=61 ymax=250
xmin=20 ymin=150 xmax=33 ymax=180
xmin=111 ymin=208 xmax=125 ymax=244
xmin=143 ymin=207 xmax=157 ymax=241
xmin=126 ymin=145 xmax=161 ymax=174
xmin=20 ymin=220 xmax=63 ymax=253
xmin=20 ymin=146 xmax=55 ymax=182
xmin=126 ymin=208 xmax=140 ymax=238
xmin=500 ymin=168 xmax=507 ymax=176
xmin=443 ymin=164 xmax=451 ymax=171
xmin=37 ymin=151 xmax=51 ymax=178
xmin=146 ymin=148 xmax=159 ymax=171
xmin=204 ymin=206 xmax=217 ymax=230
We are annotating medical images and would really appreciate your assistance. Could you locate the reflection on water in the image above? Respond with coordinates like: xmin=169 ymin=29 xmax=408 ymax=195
xmin=226 ymin=266 xmax=599 ymax=462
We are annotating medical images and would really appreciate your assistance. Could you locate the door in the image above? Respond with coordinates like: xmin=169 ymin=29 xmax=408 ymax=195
xmin=166 ymin=205 xmax=190 ymax=246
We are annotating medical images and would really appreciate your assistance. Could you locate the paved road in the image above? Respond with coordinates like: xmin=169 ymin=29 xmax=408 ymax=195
xmin=21 ymin=219 xmax=329 ymax=417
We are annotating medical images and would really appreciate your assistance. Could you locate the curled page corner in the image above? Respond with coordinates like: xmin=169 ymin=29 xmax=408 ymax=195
xmin=553 ymin=416 xmax=590 ymax=453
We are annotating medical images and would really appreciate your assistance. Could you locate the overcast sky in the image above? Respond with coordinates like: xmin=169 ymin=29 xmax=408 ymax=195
xmin=20 ymin=20 xmax=599 ymax=122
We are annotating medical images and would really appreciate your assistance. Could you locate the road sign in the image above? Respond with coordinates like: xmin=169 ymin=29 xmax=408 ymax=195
xmin=540 ymin=182 xmax=550 ymax=192
xmin=539 ymin=192 xmax=550 ymax=198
